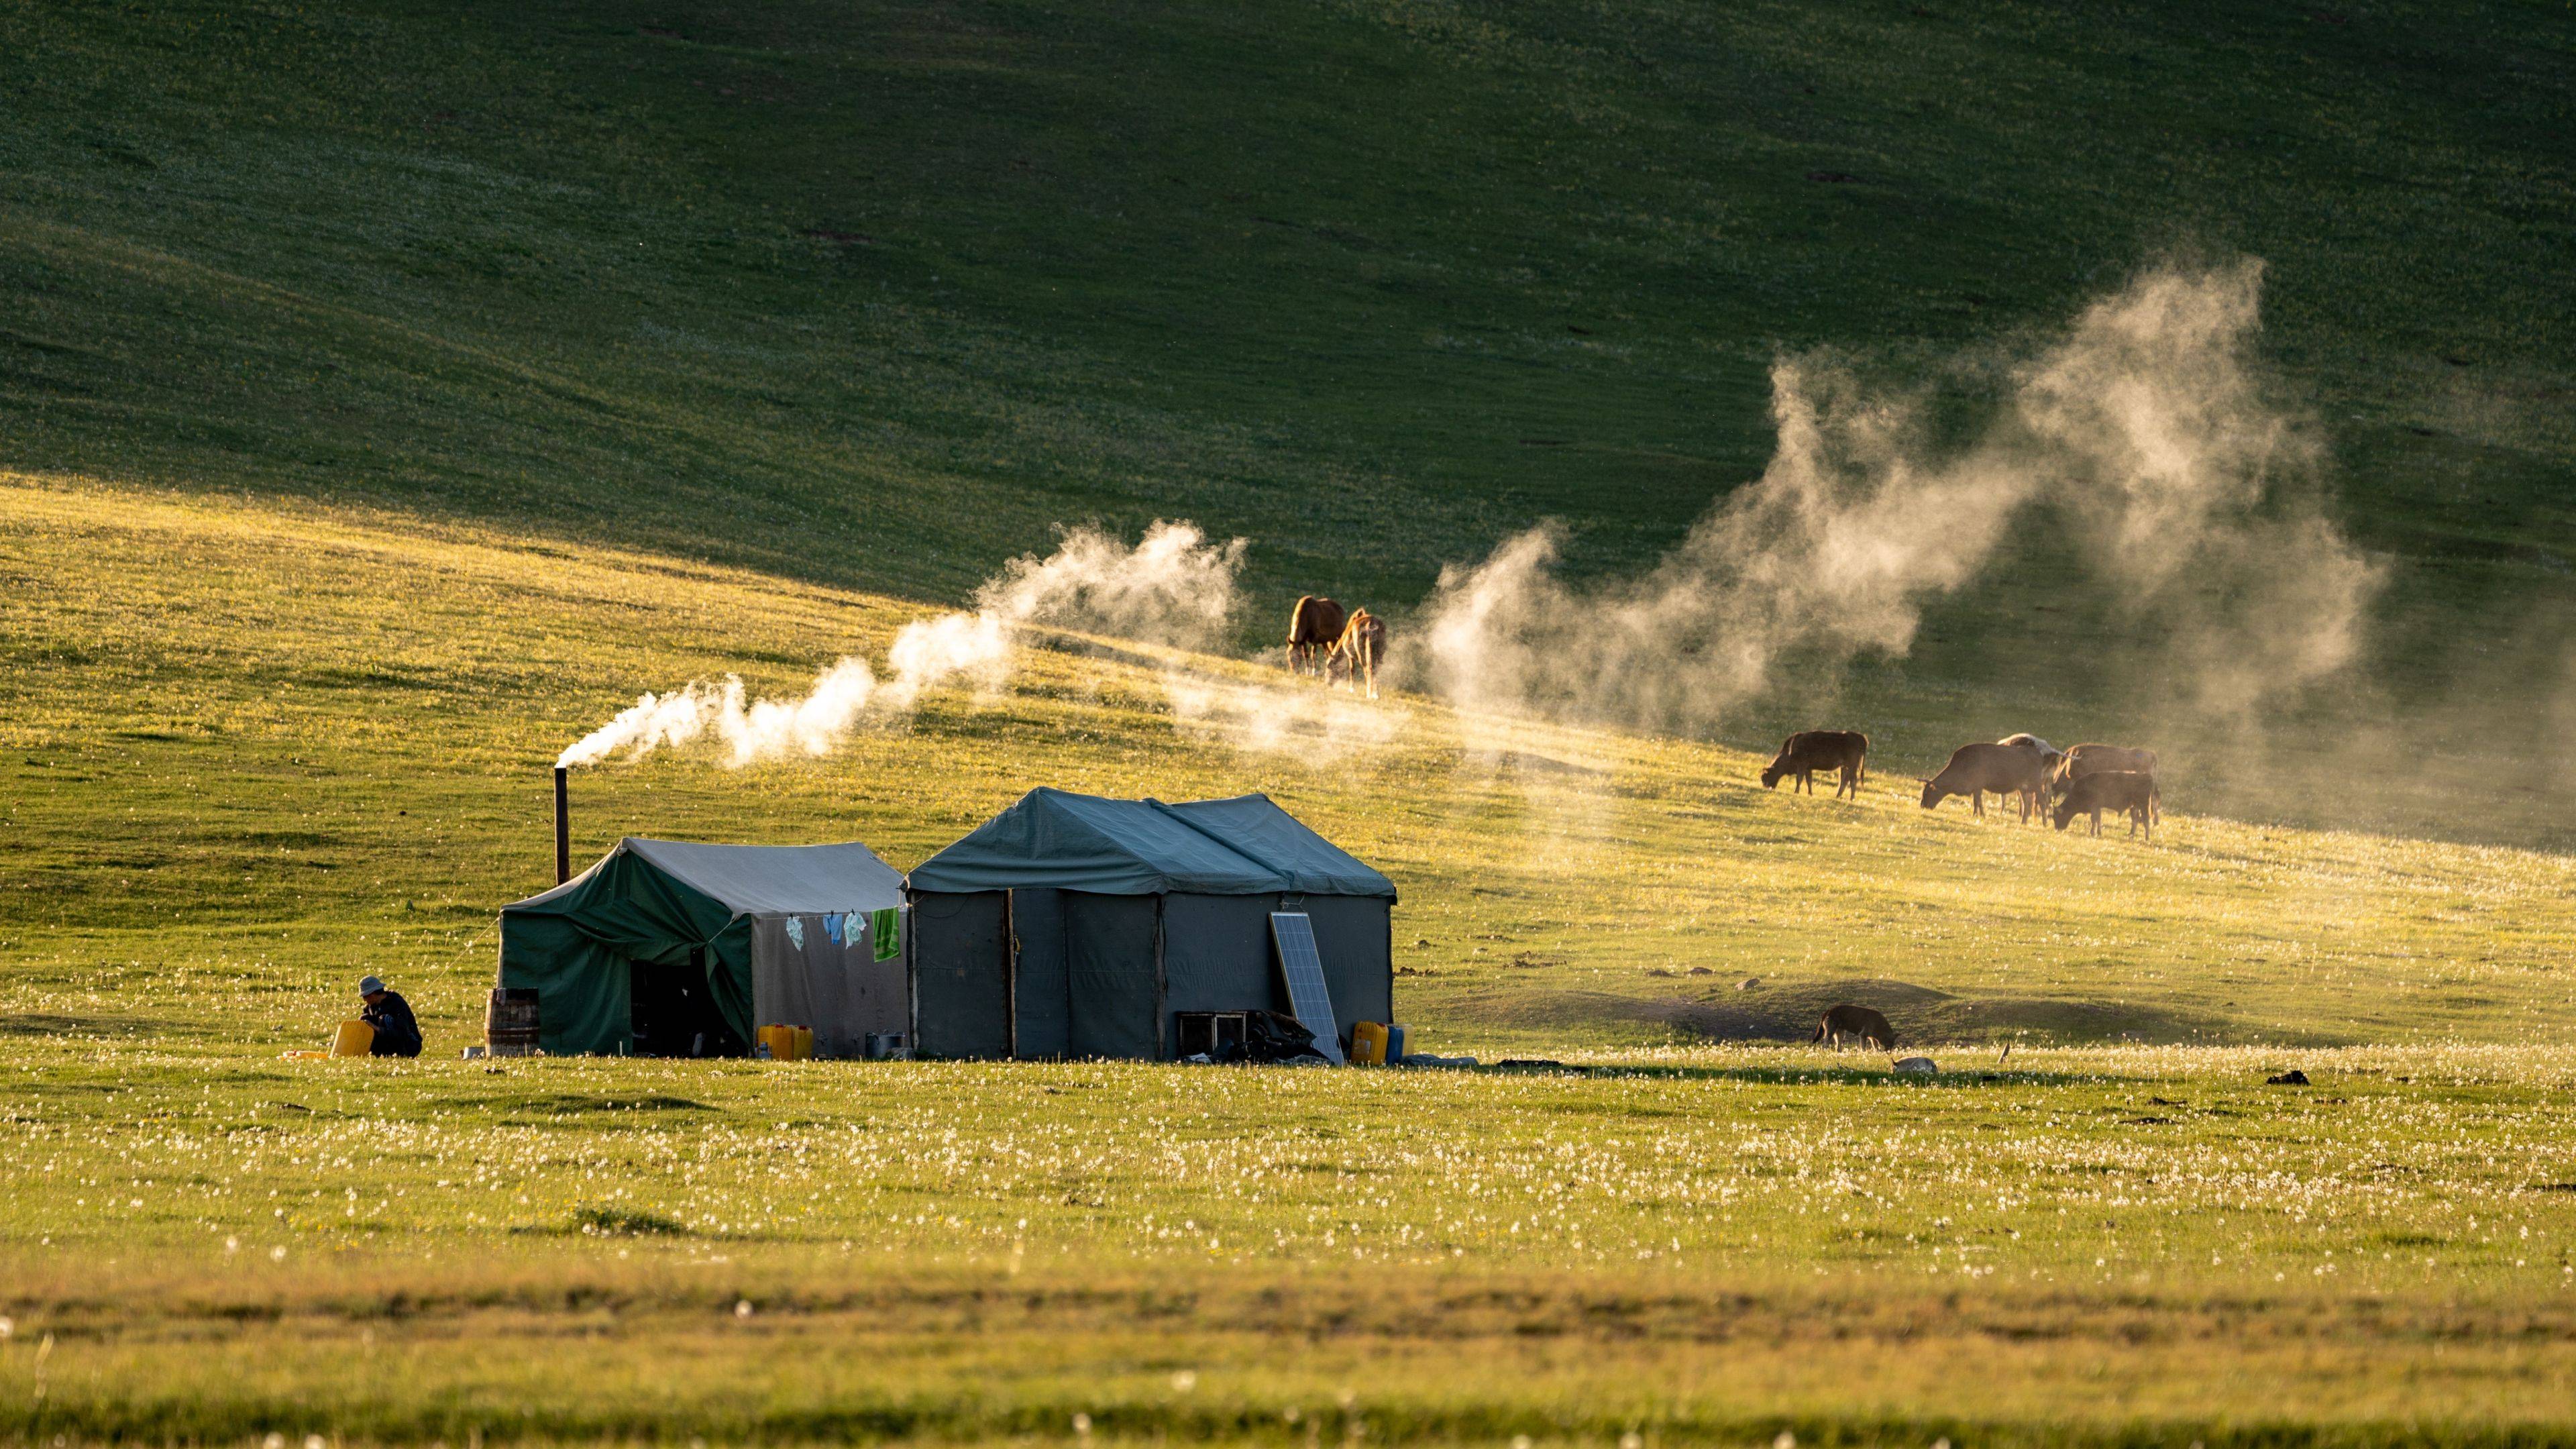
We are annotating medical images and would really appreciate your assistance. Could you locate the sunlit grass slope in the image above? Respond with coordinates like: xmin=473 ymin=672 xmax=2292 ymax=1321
xmin=3 ymin=1 xmax=2573 ymax=792
xmin=7 ymin=474 xmax=2573 ymax=1055
xmin=3 ymin=1042 xmax=2575 ymax=1446
xmin=7 ymin=478 xmax=2576 ymax=1444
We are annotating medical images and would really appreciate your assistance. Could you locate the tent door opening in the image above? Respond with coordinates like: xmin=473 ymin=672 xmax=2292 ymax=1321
xmin=630 ymin=948 xmax=744 ymax=1057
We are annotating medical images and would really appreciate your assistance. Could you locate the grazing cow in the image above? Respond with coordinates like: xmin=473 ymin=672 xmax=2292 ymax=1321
xmin=1813 ymin=1004 xmax=1900 ymax=1051
xmin=1760 ymin=730 xmax=1870 ymax=800
xmin=1995 ymin=734 xmax=2065 ymax=824
xmin=2052 ymin=769 xmax=2159 ymax=839
xmin=1996 ymin=733 xmax=2065 ymax=769
xmin=1919 ymin=742 xmax=2053 ymax=821
xmin=1285 ymin=595 xmax=1347 ymax=677
xmin=1324 ymin=608 xmax=1388 ymax=698
xmin=2050 ymin=743 xmax=2161 ymax=821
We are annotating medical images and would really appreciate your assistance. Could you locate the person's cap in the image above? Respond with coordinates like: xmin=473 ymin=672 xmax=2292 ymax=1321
xmin=358 ymin=975 xmax=386 ymax=996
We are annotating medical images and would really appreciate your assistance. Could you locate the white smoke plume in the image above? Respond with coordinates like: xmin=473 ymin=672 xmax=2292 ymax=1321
xmin=1418 ymin=259 xmax=2381 ymax=733
xmin=555 ymin=659 xmax=883 ymax=769
xmin=878 ymin=611 xmax=1012 ymax=712
xmin=975 ymin=519 xmax=1248 ymax=649
xmin=556 ymin=681 xmax=724 ymax=768
xmin=556 ymin=521 xmax=1266 ymax=769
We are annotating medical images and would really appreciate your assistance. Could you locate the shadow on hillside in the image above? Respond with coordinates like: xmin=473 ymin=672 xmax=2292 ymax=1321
xmin=1568 ymin=1064 xmax=2108 ymax=1087
xmin=0 ymin=1011 xmax=191 ymax=1038
xmin=460 ymin=1093 xmax=720 ymax=1121
xmin=1450 ymin=976 xmax=2261 ymax=1047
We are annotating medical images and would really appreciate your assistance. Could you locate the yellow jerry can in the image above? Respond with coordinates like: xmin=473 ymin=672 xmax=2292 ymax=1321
xmin=1349 ymin=1020 xmax=1389 ymax=1066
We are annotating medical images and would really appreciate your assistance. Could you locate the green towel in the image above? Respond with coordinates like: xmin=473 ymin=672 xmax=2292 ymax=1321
xmin=871 ymin=907 xmax=901 ymax=962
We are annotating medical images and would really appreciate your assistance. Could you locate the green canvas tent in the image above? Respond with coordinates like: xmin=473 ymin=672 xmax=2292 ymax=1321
xmin=906 ymin=789 xmax=1395 ymax=1060
xmin=498 ymin=837 xmax=908 ymax=1057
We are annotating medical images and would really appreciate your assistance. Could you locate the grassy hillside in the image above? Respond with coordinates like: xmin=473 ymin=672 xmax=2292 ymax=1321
xmin=10 ymin=7 xmax=2576 ymax=1441
xmin=5 ymin=475 xmax=2576 ymax=1440
xmin=5 ymin=1 xmax=2575 ymax=825
xmin=9 ymin=474 xmax=2573 ymax=1054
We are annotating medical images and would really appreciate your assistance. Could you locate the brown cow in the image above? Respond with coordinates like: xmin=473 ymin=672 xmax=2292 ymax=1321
xmin=1813 ymin=1004 xmax=1900 ymax=1051
xmin=1324 ymin=608 xmax=1388 ymax=698
xmin=1995 ymin=734 xmax=2064 ymax=825
xmin=2052 ymin=770 xmax=2159 ymax=840
xmin=1761 ymin=730 xmax=1869 ymax=799
xmin=1920 ymin=742 xmax=2053 ymax=821
xmin=2050 ymin=743 xmax=2161 ymax=821
xmin=1285 ymin=595 xmax=1347 ymax=677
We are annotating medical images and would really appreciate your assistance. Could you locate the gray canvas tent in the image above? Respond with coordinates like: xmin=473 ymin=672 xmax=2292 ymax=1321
xmin=904 ymin=789 xmax=1395 ymax=1059
xmin=498 ymin=837 xmax=909 ymax=1057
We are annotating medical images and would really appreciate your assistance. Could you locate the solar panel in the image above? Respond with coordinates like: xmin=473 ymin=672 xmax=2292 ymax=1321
xmin=1269 ymin=912 xmax=1344 ymax=1064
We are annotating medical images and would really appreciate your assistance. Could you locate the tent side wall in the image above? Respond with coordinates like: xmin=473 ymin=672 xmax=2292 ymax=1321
xmin=1009 ymin=888 xmax=1072 ymax=1057
xmin=498 ymin=912 xmax=633 ymax=1055
xmin=1063 ymin=892 xmax=1161 ymax=1059
xmin=1303 ymin=895 xmax=1393 ymax=1040
xmin=910 ymin=890 xmax=1010 ymax=1058
xmin=1161 ymin=893 xmax=1285 ymax=1053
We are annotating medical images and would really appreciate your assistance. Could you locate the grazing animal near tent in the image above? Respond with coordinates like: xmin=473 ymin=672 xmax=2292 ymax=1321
xmin=1995 ymin=734 xmax=2065 ymax=824
xmin=1813 ymin=1004 xmax=1900 ymax=1051
xmin=1920 ymin=742 xmax=2053 ymax=821
xmin=2050 ymin=743 xmax=2161 ymax=820
xmin=1761 ymin=730 xmax=1870 ymax=799
xmin=1324 ymin=608 xmax=1388 ymax=698
xmin=2053 ymin=769 xmax=2159 ymax=839
xmin=1285 ymin=595 xmax=1348 ymax=677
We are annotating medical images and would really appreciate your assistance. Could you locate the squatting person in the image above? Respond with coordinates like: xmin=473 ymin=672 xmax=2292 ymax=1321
xmin=358 ymin=974 xmax=423 ymax=1058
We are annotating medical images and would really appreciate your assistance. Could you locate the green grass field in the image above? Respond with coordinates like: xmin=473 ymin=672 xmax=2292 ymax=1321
xmin=7 ymin=0 xmax=2576 ymax=1442
xmin=7 ymin=478 xmax=2576 ymax=1443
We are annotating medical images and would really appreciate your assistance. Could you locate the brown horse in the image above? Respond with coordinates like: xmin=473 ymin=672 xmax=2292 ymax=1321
xmin=1324 ymin=609 xmax=1387 ymax=698
xmin=1285 ymin=595 xmax=1347 ymax=677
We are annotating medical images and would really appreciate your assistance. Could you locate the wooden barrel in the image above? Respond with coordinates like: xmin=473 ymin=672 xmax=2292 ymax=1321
xmin=486 ymin=987 xmax=540 ymax=1054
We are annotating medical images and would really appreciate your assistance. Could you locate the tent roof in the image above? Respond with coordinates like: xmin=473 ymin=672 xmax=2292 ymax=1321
xmin=504 ymin=837 xmax=905 ymax=918
xmin=906 ymin=788 xmax=1395 ymax=898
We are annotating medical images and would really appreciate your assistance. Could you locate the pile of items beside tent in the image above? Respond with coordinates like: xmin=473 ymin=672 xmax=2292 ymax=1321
xmin=492 ymin=788 xmax=1458 ymax=1065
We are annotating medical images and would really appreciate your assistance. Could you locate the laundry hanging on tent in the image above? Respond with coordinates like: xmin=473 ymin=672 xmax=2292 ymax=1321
xmin=496 ymin=835 xmax=908 ymax=1057
xmin=823 ymin=913 xmax=846 ymax=947
xmin=871 ymin=907 xmax=900 ymax=961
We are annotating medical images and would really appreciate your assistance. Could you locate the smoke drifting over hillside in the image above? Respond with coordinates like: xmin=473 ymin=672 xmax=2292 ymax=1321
xmin=561 ymin=260 xmax=2400 ymax=810
xmin=974 ymin=521 xmax=1246 ymax=651
xmin=1419 ymin=260 xmax=2381 ymax=733
xmin=557 ymin=521 xmax=1252 ymax=768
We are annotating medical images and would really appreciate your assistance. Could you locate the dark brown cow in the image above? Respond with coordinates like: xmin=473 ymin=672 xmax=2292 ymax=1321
xmin=1813 ymin=1004 xmax=1900 ymax=1051
xmin=2052 ymin=770 xmax=2159 ymax=840
xmin=1285 ymin=595 xmax=1348 ymax=677
xmin=1323 ymin=608 xmax=1388 ymax=698
xmin=1920 ymin=742 xmax=2053 ymax=821
xmin=2050 ymin=743 xmax=2161 ymax=822
xmin=1761 ymin=730 xmax=1869 ymax=799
